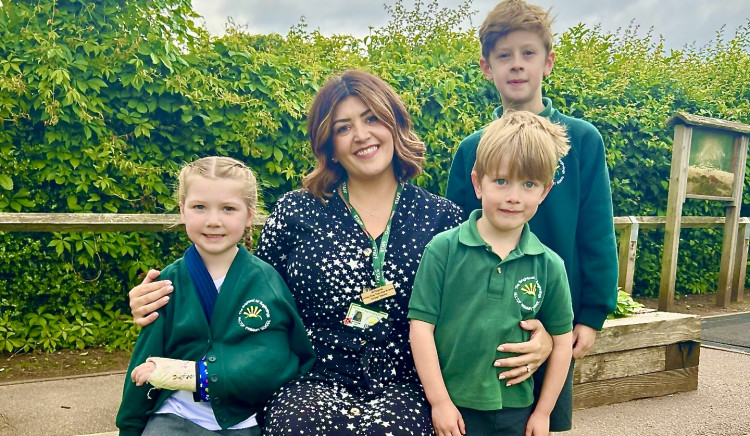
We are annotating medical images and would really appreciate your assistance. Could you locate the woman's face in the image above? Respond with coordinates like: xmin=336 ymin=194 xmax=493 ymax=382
xmin=330 ymin=95 xmax=395 ymax=184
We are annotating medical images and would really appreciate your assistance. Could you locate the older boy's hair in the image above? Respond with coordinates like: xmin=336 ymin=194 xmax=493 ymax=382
xmin=479 ymin=0 xmax=554 ymax=60
xmin=473 ymin=111 xmax=570 ymax=186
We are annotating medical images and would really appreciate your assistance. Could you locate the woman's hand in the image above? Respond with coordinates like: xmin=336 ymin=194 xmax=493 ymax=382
xmin=129 ymin=269 xmax=173 ymax=327
xmin=494 ymin=319 xmax=553 ymax=386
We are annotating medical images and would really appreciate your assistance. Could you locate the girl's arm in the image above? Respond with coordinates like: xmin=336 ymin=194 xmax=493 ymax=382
xmin=525 ymin=331 xmax=573 ymax=436
xmin=410 ymin=319 xmax=466 ymax=436
xmin=116 ymin=307 xmax=168 ymax=435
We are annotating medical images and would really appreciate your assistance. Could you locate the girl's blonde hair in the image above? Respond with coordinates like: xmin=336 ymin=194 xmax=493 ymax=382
xmin=178 ymin=156 xmax=258 ymax=213
xmin=474 ymin=111 xmax=570 ymax=185
xmin=302 ymin=69 xmax=425 ymax=201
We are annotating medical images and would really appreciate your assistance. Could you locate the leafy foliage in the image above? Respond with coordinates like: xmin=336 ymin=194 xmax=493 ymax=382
xmin=607 ymin=289 xmax=647 ymax=319
xmin=0 ymin=295 xmax=138 ymax=353
xmin=0 ymin=0 xmax=749 ymax=352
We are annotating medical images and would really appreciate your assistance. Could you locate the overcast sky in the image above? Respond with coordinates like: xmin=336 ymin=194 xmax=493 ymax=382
xmin=191 ymin=0 xmax=749 ymax=52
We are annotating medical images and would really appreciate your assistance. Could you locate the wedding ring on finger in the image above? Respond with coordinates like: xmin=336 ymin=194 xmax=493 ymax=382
xmin=525 ymin=364 xmax=531 ymax=373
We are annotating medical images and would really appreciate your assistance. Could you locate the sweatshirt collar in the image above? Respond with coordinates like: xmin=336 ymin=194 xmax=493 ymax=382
xmin=492 ymin=97 xmax=554 ymax=120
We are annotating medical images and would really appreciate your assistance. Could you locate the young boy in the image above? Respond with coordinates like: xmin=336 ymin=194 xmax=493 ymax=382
xmin=409 ymin=111 xmax=573 ymax=435
xmin=445 ymin=0 xmax=619 ymax=430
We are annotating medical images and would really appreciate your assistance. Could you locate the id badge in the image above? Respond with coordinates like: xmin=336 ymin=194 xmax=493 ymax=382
xmin=343 ymin=303 xmax=388 ymax=329
xmin=360 ymin=283 xmax=396 ymax=305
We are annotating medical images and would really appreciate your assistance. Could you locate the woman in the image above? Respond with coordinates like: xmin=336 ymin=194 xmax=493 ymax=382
xmin=129 ymin=70 xmax=552 ymax=435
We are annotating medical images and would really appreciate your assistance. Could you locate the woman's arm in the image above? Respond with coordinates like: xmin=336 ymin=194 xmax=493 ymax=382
xmin=129 ymin=269 xmax=173 ymax=327
xmin=494 ymin=319 xmax=553 ymax=385
xmin=525 ymin=331 xmax=573 ymax=436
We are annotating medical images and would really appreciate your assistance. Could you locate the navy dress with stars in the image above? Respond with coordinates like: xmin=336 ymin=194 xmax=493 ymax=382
xmin=255 ymin=183 xmax=463 ymax=436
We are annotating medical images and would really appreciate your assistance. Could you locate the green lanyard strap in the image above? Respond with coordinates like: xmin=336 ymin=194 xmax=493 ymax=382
xmin=341 ymin=181 xmax=404 ymax=287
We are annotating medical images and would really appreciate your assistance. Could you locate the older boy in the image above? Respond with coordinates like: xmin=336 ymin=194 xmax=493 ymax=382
xmin=445 ymin=0 xmax=619 ymax=431
xmin=410 ymin=111 xmax=573 ymax=435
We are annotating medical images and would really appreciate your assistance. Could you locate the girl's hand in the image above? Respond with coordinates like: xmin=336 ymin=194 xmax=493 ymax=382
xmin=130 ymin=361 xmax=156 ymax=387
xmin=129 ymin=269 xmax=173 ymax=327
xmin=494 ymin=319 xmax=553 ymax=385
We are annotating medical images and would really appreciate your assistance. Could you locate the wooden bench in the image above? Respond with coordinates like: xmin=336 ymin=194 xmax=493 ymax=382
xmin=573 ymin=311 xmax=701 ymax=409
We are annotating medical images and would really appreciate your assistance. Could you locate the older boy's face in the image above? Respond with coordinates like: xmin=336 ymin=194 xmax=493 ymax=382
xmin=480 ymin=30 xmax=554 ymax=114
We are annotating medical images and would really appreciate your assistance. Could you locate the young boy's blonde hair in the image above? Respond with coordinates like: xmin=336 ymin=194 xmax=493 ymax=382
xmin=473 ymin=111 xmax=570 ymax=186
xmin=479 ymin=0 xmax=554 ymax=60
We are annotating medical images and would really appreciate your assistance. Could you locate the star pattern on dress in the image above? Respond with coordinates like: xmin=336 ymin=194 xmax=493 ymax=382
xmin=346 ymin=258 xmax=361 ymax=270
xmin=255 ymin=184 xmax=463 ymax=435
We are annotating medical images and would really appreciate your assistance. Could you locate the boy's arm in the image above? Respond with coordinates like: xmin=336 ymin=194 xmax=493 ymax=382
xmin=525 ymin=332 xmax=573 ymax=436
xmin=446 ymin=136 xmax=480 ymax=220
xmin=410 ymin=320 xmax=465 ymax=436
xmin=575 ymin=126 xmax=618 ymax=333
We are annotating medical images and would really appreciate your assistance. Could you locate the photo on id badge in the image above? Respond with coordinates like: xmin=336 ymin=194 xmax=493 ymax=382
xmin=344 ymin=302 xmax=388 ymax=329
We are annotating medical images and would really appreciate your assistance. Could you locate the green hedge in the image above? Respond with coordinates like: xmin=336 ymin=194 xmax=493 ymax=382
xmin=0 ymin=0 xmax=749 ymax=352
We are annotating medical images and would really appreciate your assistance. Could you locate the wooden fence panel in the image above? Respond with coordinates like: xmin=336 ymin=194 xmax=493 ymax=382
xmin=0 ymin=213 xmax=748 ymax=301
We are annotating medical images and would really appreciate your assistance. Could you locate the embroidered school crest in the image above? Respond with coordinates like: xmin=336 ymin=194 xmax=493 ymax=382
xmin=513 ymin=276 xmax=543 ymax=313
xmin=238 ymin=299 xmax=271 ymax=332
xmin=553 ymin=159 xmax=566 ymax=185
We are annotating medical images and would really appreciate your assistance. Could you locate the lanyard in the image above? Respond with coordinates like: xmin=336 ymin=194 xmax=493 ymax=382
xmin=341 ymin=181 xmax=403 ymax=287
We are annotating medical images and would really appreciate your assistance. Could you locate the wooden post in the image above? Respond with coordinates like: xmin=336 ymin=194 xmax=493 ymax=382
xmin=659 ymin=125 xmax=691 ymax=312
xmin=732 ymin=220 xmax=750 ymax=302
xmin=718 ymin=135 xmax=749 ymax=306
xmin=618 ymin=216 xmax=639 ymax=294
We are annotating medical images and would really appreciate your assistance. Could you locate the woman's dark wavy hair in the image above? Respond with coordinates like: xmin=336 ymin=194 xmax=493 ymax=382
xmin=302 ymin=70 xmax=425 ymax=202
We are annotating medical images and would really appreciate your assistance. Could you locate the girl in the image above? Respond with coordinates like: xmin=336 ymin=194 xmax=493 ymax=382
xmin=116 ymin=156 xmax=315 ymax=436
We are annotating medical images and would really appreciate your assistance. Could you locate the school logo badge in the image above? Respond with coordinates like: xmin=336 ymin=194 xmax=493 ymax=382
xmin=553 ymin=159 xmax=565 ymax=185
xmin=513 ymin=276 xmax=543 ymax=313
xmin=238 ymin=299 xmax=271 ymax=332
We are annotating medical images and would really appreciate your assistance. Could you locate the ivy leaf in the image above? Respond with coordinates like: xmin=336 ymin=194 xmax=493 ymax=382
xmin=0 ymin=175 xmax=12 ymax=191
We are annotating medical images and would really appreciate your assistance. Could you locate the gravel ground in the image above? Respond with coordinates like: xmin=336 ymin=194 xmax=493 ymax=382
xmin=565 ymin=347 xmax=750 ymax=436
xmin=1 ymin=346 xmax=748 ymax=436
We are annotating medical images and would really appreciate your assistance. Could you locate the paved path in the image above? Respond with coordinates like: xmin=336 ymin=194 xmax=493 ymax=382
xmin=702 ymin=312 xmax=750 ymax=351
xmin=569 ymin=346 xmax=750 ymax=436
xmin=2 ymin=341 xmax=749 ymax=435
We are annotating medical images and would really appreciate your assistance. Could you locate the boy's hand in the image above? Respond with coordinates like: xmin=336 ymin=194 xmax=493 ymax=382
xmin=525 ymin=410 xmax=550 ymax=436
xmin=430 ymin=400 xmax=466 ymax=436
xmin=572 ymin=324 xmax=597 ymax=359
xmin=129 ymin=269 xmax=173 ymax=327
xmin=494 ymin=320 xmax=553 ymax=385
xmin=130 ymin=361 xmax=156 ymax=387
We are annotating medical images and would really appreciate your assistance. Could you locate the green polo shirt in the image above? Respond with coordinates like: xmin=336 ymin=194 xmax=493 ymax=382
xmin=409 ymin=210 xmax=573 ymax=410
